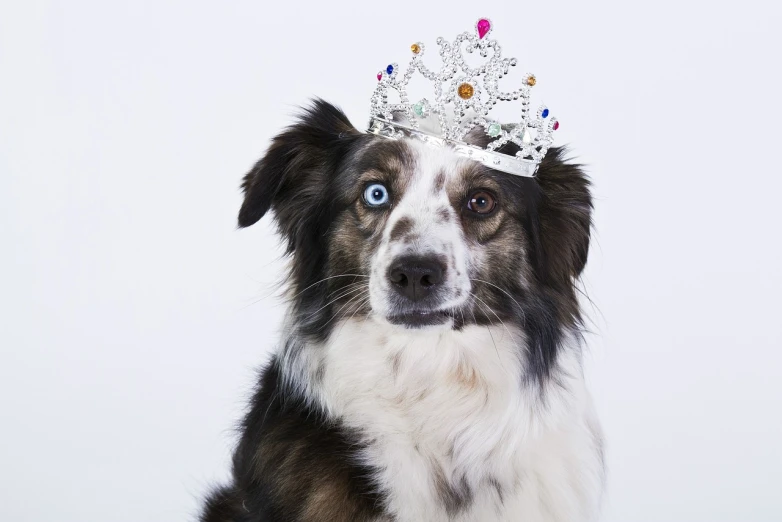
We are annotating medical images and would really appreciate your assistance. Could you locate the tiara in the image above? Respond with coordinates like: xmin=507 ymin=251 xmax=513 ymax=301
xmin=367 ymin=18 xmax=559 ymax=177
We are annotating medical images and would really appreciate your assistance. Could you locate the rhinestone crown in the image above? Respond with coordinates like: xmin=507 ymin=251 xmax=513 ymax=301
xmin=368 ymin=18 xmax=559 ymax=177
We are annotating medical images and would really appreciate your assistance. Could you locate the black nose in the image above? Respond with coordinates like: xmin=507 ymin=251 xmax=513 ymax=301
xmin=388 ymin=256 xmax=446 ymax=302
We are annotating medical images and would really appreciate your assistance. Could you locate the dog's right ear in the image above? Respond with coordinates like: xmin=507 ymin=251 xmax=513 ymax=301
xmin=237 ymin=99 xmax=360 ymax=229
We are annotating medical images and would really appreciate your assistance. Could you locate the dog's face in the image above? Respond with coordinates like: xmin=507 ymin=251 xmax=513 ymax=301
xmin=239 ymin=101 xmax=591 ymax=379
xmin=329 ymin=138 xmax=535 ymax=329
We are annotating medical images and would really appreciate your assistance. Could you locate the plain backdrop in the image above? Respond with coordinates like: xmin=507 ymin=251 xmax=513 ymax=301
xmin=1 ymin=1 xmax=781 ymax=520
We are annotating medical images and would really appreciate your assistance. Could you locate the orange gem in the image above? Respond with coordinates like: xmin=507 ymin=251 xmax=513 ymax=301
xmin=411 ymin=43 xmax=421 ymax=54
xmin=458 ymin=82 xmax=474 ymax=99
xmin=526 ymin=75 xmax=537 ymax=86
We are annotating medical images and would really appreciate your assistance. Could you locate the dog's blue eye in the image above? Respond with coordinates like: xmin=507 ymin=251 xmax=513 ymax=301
xmin=364 ymin=183 xmax=389 ymax=207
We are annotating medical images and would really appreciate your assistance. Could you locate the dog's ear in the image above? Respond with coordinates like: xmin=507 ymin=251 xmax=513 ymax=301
xmin=532 ymin=148 xmax=593 ymax=290
xmin=237 ymin=99 xmax=360 ymax=230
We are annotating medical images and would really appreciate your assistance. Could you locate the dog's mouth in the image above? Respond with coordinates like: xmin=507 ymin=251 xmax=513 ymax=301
xmin=387 ymin=309 xmax=453 ymax=328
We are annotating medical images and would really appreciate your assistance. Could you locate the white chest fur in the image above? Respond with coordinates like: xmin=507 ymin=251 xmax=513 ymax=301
xmin=285 ymin=318 xmax=604 ymax=522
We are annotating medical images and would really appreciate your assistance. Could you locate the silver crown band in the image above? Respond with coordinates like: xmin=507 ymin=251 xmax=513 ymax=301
xmin=368 ymin=117 xmax=538 ymax=178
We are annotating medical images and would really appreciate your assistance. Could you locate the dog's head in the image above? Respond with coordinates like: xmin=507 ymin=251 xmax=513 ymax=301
xmin=240 ymin=100 xmax=591 ymax=378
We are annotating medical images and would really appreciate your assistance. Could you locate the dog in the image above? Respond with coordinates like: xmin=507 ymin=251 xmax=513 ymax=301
xmin=200 ymin=100 xmax=604 ymax=521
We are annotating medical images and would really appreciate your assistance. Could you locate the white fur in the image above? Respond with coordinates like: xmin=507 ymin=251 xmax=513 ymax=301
xmin=283 ymin=319 xmax=604 ymax=521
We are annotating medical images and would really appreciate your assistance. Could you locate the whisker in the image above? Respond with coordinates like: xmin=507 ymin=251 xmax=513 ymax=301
xmin=306 ymin=285 xmax=368 ymax=321
xmin=319 ymin=290 xmax=370 ymax=331
xmin=326 ymin=283 xmax=367 ymax=303
xmin=240 ymin=274 xmax=369 ymax=312
xmin=467 ymin=294 xmax=479 ymax=325
xmin=470 ymin=278 xmax=526 ymax=325
xmin=574 ymin=278 xmax=604 ymax=331
xmin=355 ymin=298 xmax=373 ymax=337
xmin=239 ymin=294 xmax=271 ymax=311
xmin=469 ymin=293 xmax=513 ymax=374
xmin=325 ymin=281 xmax=366 ymax=299
xmin=336 ymin=295 xmax=372 ymax=337
xmin=290 ymin=274 xmax=370 ymax=300
xmin=340 ymin=293 xmax=371 ymax=322
xmin=470 ymin=292 xmax=516 ymax=344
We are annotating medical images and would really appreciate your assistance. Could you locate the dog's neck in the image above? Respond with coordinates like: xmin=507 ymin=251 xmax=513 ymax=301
xmin=278 ymin=317 xmax=601 ymax=521
xmin=282 ymin=315 xmax=585 ymax=417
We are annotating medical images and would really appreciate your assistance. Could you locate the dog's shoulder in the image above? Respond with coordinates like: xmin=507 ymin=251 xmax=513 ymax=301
xmin=200 ymin=357 xmax=385 ymax=522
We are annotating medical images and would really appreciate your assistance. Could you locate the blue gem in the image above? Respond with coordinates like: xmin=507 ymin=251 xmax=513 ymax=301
xmin=541 ymin=108 xmax=549 ymax=118
xmin=386 ymin=64 xmax=394 ymax=75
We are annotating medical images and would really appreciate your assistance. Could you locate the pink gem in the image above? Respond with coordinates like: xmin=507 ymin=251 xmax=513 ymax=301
xmin=477 ymin=19 xmax=491 ymax=39
xmin=553 ymin=121 xmax=560 ymax=131
xmin=377 ymin=72 xmax=382 ymax=81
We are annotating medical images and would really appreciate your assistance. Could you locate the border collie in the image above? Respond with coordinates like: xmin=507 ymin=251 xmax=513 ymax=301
xmin=201 ymin=100 xmax=604 ymax=521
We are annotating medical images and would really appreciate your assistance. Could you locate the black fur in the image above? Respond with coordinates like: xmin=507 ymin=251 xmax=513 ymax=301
xmin=237 ymin=100 xmax=373 ymax=341
xmin=201 ymin=355 xmax=382 ymax=522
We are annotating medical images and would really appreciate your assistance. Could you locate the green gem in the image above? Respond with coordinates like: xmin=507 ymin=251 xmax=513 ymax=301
xmin=487 ymin=123 xmax=502 ymax=137
xmin=413 ymin=102 xmax=425 ymax=117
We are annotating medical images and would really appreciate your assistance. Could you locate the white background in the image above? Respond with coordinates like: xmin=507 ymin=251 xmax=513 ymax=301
xmin=1 ymin=1 xmax=780 ymax=521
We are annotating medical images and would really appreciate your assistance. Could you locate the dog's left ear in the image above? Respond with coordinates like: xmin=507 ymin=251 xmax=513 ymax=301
xmin=533 ymin=148 xmax=593 ymax=290
xmin=237 ymin=99 xmax=360 ymax=231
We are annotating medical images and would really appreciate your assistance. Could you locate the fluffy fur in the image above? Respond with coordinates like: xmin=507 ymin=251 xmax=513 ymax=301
xmin=201 ymin=100 xmax=604 ymax=521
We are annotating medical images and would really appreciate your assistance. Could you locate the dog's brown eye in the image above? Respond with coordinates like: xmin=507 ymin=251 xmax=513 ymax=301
xmin=466 ymin=191 xmax=497 ymax=215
